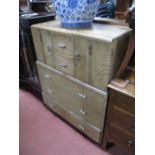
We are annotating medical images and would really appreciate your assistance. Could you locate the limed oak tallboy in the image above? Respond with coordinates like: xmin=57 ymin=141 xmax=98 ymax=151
xmin=31 ymin=20 xmax=131 ymax=143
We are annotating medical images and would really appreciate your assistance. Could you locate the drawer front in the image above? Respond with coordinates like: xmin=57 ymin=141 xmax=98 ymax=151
xmin=55 ymin=56 xmax=74 ymax=76
xmin=42 ymin=92 xmax=58 ymax=109
xmin=50 ymin=64 xmax=107 ymax=129
xmin=110 ymin=90 xmax=135 ymax=114
xmin=42 ymin=92 xmax=101 ymax=143
xmin=111 ymin=107 xmax=135 ymax=134
xmin=108 ymin=126 xmax=135 ymax=154
xmin=83 ymin=123 xmax=102 ymax=143
xmin=37 ymin=64 xmax=55 ymax=96
xmin=53 ymin=34 xmax=74 ymax=59
xmin=42 ymin=92 xmax=83 ymax=128
xmin=51 ymin=71 xmax=84 ymax=117
xmin=37 ymin=61 xmax=107 ymax=130
xmin=79 ymin=89 xmax=107 ymax=129
xmin=37 ymin=61 xmax=83 ymax=116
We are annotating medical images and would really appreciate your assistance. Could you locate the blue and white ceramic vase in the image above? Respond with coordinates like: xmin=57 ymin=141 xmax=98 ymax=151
xmin=52 ymin=0 xmax=100 ymax=28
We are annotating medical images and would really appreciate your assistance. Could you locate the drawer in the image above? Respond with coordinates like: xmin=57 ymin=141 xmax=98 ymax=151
xmin=42 ymin=92 xmax=58 ymax=109
xmin=37 ymin=61 xmax=107 ymax=130
xmin=50 ymin=64 xmax=107 ymax=129
xmin=42 ymin=92 xmax=101 ymax=143
xmin=55 ymin=56 xmax=74 ymax=76
xmin=78 ymin=122 xmax=102 ymax=143
xmin=110 ymin=90 xmax=135 ymax=114
xmin=53 ymin=34 xmax=74 ymax=59
xmin=37 ymin=61 xmax=83 ymax=114
xmin=42 ymin=92 xmax=83 ymax=128
xmin=37 ymin=65 xmax=56 ymax=97
xmin=110 ymin=107 xmax=135 ymax=134
xmin=51 ymin=72 xmax=84 ymax=117
xmin=81 ymin=88 xmax=107 ymax=129
xmin=108 ymin=126 xmax=135 ymax=154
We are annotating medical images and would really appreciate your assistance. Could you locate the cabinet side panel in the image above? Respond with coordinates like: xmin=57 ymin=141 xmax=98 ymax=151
xmin=40 ymin=30 xmax=55 ymax=68
xmin=31 ymin=27 xmax=45 ymax=63
xmin=109 ymin=35 xmax=130 ymax=80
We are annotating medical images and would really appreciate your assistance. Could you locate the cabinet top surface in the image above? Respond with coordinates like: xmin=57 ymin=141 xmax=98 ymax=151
xmin=31 ymin=19 xmax=131 ymax=42
xmin=108 ymin=79 xmax=135 ymax=98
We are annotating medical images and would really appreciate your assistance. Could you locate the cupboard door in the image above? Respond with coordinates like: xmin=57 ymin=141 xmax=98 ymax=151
xmin=74 ymin=37 xmax=112 ymax=91
xmin=40 ymin=30 xmax=55 ymax=68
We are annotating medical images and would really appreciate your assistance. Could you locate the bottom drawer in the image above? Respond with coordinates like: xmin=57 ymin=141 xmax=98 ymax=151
xmin=42 ymin=92 xmax=101 ymax=143
xmin=108 ymin=126 xmax=135 ymax=154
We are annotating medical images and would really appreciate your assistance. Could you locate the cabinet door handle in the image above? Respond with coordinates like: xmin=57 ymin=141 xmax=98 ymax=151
xmin=78 ymin=93 xmax=87 ymax=99
xmin=78 ymin=125 xmax=85 ymax=131
xmin=59 ymin=64 xmax=67 ymax=68
xmin=57 ymin=43 xmax=66 ymax=49
xmin=80 ymin=109 xmax=87 ymax=115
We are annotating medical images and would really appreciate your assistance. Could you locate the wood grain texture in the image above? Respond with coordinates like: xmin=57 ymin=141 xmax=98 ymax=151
xmin=31 ymin=20 xmax=131 ymax=42
xmin=74 ymin=37 xmax=112 ymax=91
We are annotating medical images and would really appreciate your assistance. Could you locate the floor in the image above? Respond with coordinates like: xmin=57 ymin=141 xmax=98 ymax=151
xmin=19 ymin=89 xmax=128 ymax=155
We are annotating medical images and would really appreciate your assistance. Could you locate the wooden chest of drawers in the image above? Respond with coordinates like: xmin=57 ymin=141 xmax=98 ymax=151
xmin=31 ymin=20 xmax=131 ymax=143
xmin=102 ymin=79 xmax=135 ymax=154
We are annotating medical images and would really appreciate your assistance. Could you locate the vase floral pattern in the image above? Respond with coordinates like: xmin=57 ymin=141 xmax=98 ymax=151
xmin=52 ymin=0 xmax=100 ymax=28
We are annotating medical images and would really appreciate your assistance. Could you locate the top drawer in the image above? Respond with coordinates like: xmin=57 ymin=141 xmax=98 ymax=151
xmin=52 ymin=33 xmax=74 ymax=59
xmin=109 ymin=90 xmax=135 ymax=114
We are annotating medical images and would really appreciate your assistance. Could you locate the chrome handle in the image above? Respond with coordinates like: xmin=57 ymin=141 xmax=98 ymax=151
xmin=57 ymin=43 xmax=66 ymax=49
xmin=44 ymin=74 xmax=51 ymax=79
xmin=78 ymin=93 xmax=87 ymax=99
xmin=80 ymin=109 xmax=87 ymax=115
xmin=59 ymin=64 xmax=67 ymax=68
xmin=78 ymin=125 xmax=85 ymax=131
